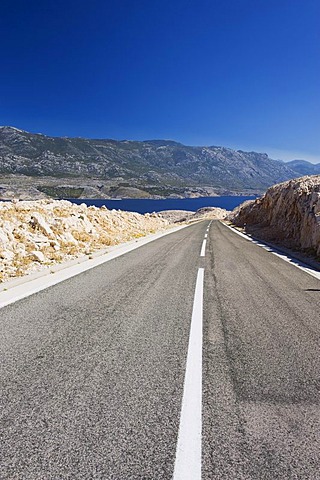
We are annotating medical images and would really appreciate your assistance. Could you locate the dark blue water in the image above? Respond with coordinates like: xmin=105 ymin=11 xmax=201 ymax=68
xmin=65 ymin=196 xmax=256 ymax=214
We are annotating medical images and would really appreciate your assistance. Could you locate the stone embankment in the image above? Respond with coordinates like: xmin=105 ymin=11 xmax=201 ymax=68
xmin=0 ymin=200 xmax=169 ymax=283
xmin=229 ymin=175 xmax=320 ymax=258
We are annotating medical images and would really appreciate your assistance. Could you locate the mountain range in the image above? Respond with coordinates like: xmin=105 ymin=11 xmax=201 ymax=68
xmin=0 ymin=126 xmax=318 ymax=199
xmin=285 ymin=159 xmax=320 ymax=176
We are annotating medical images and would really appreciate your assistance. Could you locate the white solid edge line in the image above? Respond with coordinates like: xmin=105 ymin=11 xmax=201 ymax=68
xmin=0 ymin=224 xmax=190 ymax=309
xmin=222 ymin=222 xmax=320 ymax=281
xmin=173 ymin=267 xmax=204 ymax=480
xmin=200 ymin=239 xmax=207 ymax=257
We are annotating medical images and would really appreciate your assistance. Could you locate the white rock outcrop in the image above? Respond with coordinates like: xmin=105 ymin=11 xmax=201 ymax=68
xmin=158 ymin=207 xmax=229 ymax=223
xmin=229 ymin=175 xmax=320 ymax=257
xmin=0 ymin=200 xmax=168 ymax=282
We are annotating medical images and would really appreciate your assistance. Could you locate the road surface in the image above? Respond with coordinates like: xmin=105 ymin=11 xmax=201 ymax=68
xmin=1 ymin=220 xmax=319 ymax=479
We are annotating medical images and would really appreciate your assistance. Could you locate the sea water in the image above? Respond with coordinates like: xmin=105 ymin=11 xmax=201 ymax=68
xmin=65 ymin=196 xmax=256 ymax=214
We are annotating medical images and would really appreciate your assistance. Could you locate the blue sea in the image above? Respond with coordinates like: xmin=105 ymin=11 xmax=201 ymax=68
xmin=65 ymin=196 xmax=256 ymax=214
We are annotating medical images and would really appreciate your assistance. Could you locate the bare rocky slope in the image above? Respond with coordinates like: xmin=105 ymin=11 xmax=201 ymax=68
xmin=229 ymin=175 xmax=320 ymax=258
xmin=0 ymin=199 xmax=227 ymax=283
xmin=0 ymin=126 xmax=303 ymax=199
xmin=158 ymin=207 xmax=228 ymax=223
xmin=286 ymin=160 xmax=320 ymax=176
xmin=0 ymin=200 xmax=168 ymax=283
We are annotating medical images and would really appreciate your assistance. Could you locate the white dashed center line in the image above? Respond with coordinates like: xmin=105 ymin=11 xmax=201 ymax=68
xmin=200 ymin=239 xmax=207 ymax=257
xmin=173 ymin=267 xmax=204 ymax=480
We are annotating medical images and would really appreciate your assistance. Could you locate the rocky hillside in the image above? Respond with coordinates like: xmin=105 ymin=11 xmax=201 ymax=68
xmin=285 ymin=160 xmax=320 ymax=176
xmin=0 ymin=126 xmax=302 ymax=198
xmin=0 ymin=200 xmax=168 ymax=283
xmin=229 ymin=175 xmax=320 ymax=258
xmin=158 ymin=207 xmax=228 ymax=223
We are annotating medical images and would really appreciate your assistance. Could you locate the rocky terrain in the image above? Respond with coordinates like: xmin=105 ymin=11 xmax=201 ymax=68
xmin=286 ymin=159 xmax=320 ymax=176
xmin=0 ymin=126 xmax=307 ymax=199
xmin=0 ymin=199 xmax=228 ymax=283
xmin=229 ymin=175 xmax=320 ymax=259
xmin=158 ymin=207 xmax=228 ymax=223
xmin=0 ymin=200 xmax=169 ymax=283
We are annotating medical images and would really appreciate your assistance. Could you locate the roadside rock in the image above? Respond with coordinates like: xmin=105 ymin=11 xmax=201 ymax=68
xmin=0 ymin=199 xmax=168 ymax=282
xmin=158 ymin=207 xmax=229 ymax=223
xmin=192 ymin=207 xmax=229 ymax=220
xmin=157 ymin=210 xmax=192 ymax=223
xmin=30 ymin=212 xmax=54 ymax=236
xmin=229 ymin=175 xmax=320 ymax=257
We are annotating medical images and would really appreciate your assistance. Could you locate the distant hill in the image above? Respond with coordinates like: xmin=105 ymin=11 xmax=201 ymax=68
xmin=0 ymin=126 xmax=314 ymax=199
xmin=285 ymin=159 xmax=320 ymax=176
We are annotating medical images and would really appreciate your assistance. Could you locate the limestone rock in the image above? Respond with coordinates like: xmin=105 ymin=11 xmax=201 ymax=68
xmin=158 ymin=207 xmax=229 ymax=223
xmin=30 ymin=251 xmax=46 ymax=263
xmin=229 ymin=175 xmax=320 ymax=257
xmin=0 ymin=199 xmax=168 ymax=283
xmin=30 ymin=212 xmax=54 ymax=236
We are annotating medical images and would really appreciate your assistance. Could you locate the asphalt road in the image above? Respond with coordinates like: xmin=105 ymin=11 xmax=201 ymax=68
xmin=1 ymin=220 xmax=320 ymax=479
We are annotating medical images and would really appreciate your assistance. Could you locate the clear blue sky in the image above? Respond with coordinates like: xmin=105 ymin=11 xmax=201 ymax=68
xmin=1 ymin=0 xmax=319 ymax=162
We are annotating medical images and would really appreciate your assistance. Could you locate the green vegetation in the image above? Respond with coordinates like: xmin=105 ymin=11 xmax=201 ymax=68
xmin=37 ymin=186 xmax=84 ymax=198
